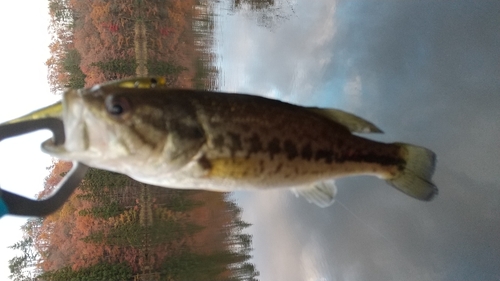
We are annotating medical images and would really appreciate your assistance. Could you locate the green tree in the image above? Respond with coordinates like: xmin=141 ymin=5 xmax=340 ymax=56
xmin=229 ymin=0 xmax=294 ymax=29
xmin=147 ymin=61 xmax=186 ymax=76
xmin=38 ymin=262 xmax=132 ymax=281
xmin=8 ymin=218 xmax=43 ymax=281
xmin=91 ymin=59 xmax=137 ymax=77
xmin=78 ymin=201 xmax=124 ymax=219
xmin=48 ymin=0 xmax=74 ymax=27
xmin=161 ymin=251 xmax=228 ymax=281
xmin=232 ymin=0 xmax=275 ymax=10
xmin=62 ymin=49 xmax=86 ymax=89
xmin=234 ymin=262 xmax=260 ymax=281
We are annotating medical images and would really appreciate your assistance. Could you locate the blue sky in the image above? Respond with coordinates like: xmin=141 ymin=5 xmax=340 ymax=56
xmin=217 ymin=0 xmax=500 ymax=280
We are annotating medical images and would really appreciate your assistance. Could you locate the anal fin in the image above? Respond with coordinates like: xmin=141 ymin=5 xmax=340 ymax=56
xmin=292 ymin=181 xmax=337 ymax=208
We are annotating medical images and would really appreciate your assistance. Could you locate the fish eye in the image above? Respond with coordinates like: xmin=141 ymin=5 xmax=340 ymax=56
xmin=105 ymin=95 xmax=131 ymax=118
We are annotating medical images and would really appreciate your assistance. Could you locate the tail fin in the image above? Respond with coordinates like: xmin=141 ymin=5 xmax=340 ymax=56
xmin=386 ymin=143 xmax=438 ymax=201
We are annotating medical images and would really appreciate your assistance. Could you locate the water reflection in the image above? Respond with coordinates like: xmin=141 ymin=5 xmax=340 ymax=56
xmin=10 ymin=1 xmax=259 ymax=280
xmin=193 ymin=1 xmax=220 ymax=90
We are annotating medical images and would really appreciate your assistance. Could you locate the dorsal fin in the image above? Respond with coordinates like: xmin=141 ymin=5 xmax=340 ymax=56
xmin=307 ymin=107 xmax=383 ymax=133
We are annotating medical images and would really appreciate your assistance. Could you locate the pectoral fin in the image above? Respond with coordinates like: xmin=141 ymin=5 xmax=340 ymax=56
xmin=292 ymin=180 xmax=337 ymax=208
xmin=307 ymin=107 xmax=383 ymax=133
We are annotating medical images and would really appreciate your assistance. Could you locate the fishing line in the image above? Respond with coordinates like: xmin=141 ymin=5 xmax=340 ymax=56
xmin=335 ymin=198 xmax=392 ymax=244
xmin=335 ymin=197 xmax=412 ymax=267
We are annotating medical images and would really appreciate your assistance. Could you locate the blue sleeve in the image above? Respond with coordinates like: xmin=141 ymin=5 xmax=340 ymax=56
xmin=0 ymin=198 xmax=9 ymax=218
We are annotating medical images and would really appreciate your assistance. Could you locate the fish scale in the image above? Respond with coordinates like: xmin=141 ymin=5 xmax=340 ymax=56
xmin=187 ymin=92 xmax=404 ymax=187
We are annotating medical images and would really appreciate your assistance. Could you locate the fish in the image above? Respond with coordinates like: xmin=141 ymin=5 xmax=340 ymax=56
xmin=19 ymin=77 xmax=438 ymax=207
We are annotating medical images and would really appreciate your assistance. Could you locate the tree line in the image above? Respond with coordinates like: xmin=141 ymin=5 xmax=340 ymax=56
xmin=10 ymin=163 xmax=258 ymax=280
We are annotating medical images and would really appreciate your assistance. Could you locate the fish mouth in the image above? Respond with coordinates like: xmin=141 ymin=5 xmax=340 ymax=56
xmin=0 ymin=93 xmax=86 ymax=157
xmin=41 ymin=89 xmax=90 ymax=157
xmin=0 ymin=98 xmax=81 ymax=156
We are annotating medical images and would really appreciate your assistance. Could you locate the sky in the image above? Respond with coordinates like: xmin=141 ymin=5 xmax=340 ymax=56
xmin=0 ymin=1 xmax=499 ymax=281
xmin=0 ymin=1 xmax=59 ymax=280
xmin=217 ymin=0 xmax=500 ymax=280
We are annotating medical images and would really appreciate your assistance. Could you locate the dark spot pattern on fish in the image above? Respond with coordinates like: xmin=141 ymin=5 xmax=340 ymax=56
xmin=341 ymin=151 xmax=405 ymax=167
xmin=227 ymin=132 xmax=243 ymax=156
xmin=240 ymin=123 xmax=251 ymax=132
xmin=259 ymin=160 xmax=265 ymax=173
xmin=301 ymin=143 xmax=313 ymax=161
xmin=246 ymin=133 xmax=263 ymax=158
xmin=212 ymin=134 xmax=225 ymax=150
xmin=171 ymin=121 xmax=204 ymax=141
xmin=267 ymin=138 xmax=281 ymax=160
xmin=274 ymin=163 xmax=283 ymax=173
xmin=315 ymin=149 xmax=334 ymax=164
xmin=283 ymin=140 xmax=298 ymax=160
xmin=337 ymin=140 xmax=344 ymax=148
xmin=198 ymin=154 xmax=212 ymax=171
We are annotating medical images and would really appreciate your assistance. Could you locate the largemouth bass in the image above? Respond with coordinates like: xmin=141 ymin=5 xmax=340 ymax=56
xmin=17 ymin=78 xmax=437 ymax=207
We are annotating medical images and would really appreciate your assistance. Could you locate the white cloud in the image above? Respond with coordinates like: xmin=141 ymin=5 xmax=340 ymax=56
xmin=343 ymin=74 xmax=362 ymax=110
xmin=218 ymin=0 xmax=338 ymax=104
